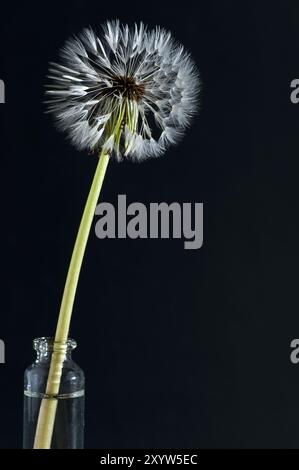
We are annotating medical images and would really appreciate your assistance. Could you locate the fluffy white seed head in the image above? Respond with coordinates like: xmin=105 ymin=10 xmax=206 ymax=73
xmin=46 ymin=20 xmax=200 ymax=161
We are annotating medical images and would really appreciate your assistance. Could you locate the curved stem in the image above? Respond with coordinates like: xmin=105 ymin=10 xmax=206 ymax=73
xmin=33 ymin=151 xmax=110 ymax=449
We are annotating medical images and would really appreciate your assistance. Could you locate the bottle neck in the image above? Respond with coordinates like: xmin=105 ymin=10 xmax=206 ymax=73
xmin=33 ymin=337 xmax=76 ymax=363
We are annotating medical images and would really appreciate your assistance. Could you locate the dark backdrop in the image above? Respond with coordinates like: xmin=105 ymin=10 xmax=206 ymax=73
xmin=1 ymin=0 xmax=299 ymax=449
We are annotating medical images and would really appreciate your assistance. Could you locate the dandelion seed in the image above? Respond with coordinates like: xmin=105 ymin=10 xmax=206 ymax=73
xmin=46 ymin=20 xmax=200 ymax=161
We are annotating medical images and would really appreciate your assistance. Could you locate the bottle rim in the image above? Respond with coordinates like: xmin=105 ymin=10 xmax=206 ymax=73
xmin=33 ymin=337 xmax=77 ymax=352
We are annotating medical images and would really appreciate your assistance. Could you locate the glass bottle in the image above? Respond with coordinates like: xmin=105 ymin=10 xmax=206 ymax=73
xmin=23 ymin=337 xmax=85 ymax=449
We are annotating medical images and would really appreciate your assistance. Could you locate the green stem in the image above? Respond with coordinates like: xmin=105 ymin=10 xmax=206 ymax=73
xmin=33 ymin=150 xmax=110 ymax=449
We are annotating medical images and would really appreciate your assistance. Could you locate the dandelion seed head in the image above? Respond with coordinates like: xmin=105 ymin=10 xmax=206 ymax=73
xmin=46 ymin=20 xmax=200 ymax=161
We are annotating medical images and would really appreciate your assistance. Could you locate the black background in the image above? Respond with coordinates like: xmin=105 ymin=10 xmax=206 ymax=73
xmin=1 ymin=0 xmax=299 ymax=449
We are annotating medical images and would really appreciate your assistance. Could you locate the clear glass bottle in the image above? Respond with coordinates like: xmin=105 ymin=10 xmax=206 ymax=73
xmin=23 ymin=337 xmax=85 ymax=449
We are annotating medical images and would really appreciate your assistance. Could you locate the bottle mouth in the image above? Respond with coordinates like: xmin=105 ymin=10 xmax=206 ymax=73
xmin=33 ymin=337 xmax=77 ymax=352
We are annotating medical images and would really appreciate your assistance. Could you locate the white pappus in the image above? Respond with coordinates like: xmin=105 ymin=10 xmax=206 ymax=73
xmin=45 ymin=20 xmax=200 ymax=161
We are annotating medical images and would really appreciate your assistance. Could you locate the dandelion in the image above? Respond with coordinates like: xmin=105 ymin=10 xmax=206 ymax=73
xmin=45 ymin=20 xmax=199 ymax=161
xmin=34 ymin=20 xmax=200 ymax=449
